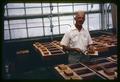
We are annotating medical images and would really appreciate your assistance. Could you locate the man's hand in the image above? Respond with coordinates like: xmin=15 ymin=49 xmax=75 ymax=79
xmin=87 ymin=45 xmax=95 ymax=50
xmin=61 ymin=45 xmax=84 ymax=54
xmin=74 ymin=48 xmax=86 ymax=55
xmin=74 ymin=48 xmax=82 ymax=53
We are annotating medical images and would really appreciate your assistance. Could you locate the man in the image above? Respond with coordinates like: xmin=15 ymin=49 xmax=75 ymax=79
xmin=60 ymin=10 xmax=94 ymax=63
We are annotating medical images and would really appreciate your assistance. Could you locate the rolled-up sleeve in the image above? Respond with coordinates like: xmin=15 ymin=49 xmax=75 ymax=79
xmin=60 ymin=32 xmax=70 ymax=46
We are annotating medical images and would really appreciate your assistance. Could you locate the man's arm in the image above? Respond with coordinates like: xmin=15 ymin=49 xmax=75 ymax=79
xmin=61 ymin=45 xmax=82 ymax=53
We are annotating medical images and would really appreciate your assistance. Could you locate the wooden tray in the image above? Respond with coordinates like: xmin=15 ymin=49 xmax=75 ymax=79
xmin=81 ymin=58 xmax=117 ymax=80
xmin=55 ymin=64 xmax=82 ymax=80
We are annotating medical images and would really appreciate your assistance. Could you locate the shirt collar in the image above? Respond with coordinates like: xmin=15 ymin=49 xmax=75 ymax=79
xmin=73 ymin=26 xmax=85 ymax=32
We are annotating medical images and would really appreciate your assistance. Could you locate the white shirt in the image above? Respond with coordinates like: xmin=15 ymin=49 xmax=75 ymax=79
xmin=60 ymin=26 xmax=93 ymax=52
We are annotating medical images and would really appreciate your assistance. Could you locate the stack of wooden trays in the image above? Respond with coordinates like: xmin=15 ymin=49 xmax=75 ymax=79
xmin=92 ymin=35 xmax=117 ymax=48
xmin=91 ymin=35 xmax=117 ymax=55
xmin=90 ymin=43 xmax=108 ymax=52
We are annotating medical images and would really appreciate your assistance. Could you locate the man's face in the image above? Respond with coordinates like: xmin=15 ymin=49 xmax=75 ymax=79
xmin=75 ymin=14 xmax=85 ymax=26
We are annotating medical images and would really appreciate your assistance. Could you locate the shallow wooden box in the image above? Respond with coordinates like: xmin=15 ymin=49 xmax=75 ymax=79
xmin=33 ymin=42 xmax=68 ymax=65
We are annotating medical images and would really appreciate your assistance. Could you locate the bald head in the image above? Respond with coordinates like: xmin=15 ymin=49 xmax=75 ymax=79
xmin=75 ymin=10 xmax=85 ymax=18
xmin=74 ymin=10 xmax=85 ymax=29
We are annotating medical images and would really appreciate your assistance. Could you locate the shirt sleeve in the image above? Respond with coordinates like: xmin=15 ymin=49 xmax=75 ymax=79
xmin=60 ymin=32 xmax=70 ymax=46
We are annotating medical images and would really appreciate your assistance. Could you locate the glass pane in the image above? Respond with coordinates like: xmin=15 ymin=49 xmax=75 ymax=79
xmin=83 ymin=15 xmax=88 ymax=29
xmin=44 ymin=26 xmax=51 ymax=35
xmin=44 ymin=18 xmax=50 ymax=27
xmin=52 ymin=17 xmax=58 ymax=26
xmin=9 ymin=20 xmax=26 ymax=29
xmin=4 ymin=30 xmax=10 ymax=40
xmin=59 ymin=6 xmax=73 ymax=13
xmin=44 ymin=17 xmax=59 ymax=35
xmin=59 ymin=16 xmax=73 ymax=26
xmin=59 ymin=15 xmax=73 ymax=21
xmin=4 ymin=9 xmax=7 ymax=16
xmin=25 ymin=3 xmax=41 ymax=7
xmin=26 ymin=8 xmax=42 ymax=15
xmin=11 ymin=29 xmax=27 ymax=39
xmin=88 ymin=4 xmax=100 ymax=11
xmin=7 ymin=3 xmax=24 ymax=8
xmin=73 ymin=3 xmax=87 ymax=5
xmin=4 ymin=21 xmax=9 ymax=29
xmin=52 ymin=3 xmax=57 ymax=6
xmin=8 ymin=9 xmax=25 ymax=16
xmin=106 ymin=3 xmax=111 ymax=9
xmin=109 ymin=13 xmax=113 ymax=28
xmin=42 ymin=3 xmax=50 ymax=14
xmin=43 ymin=7 xmax=50 ymax=14
xmin=51 ymin=3 xmax=57 ymax=14
xmin=42 ymin=3 xmax=50 ymax=7
xmin=28 ymin=28 xmax=43 ymax=37
xmin=27 ymin=18 xmax=43 ymax=27
xmin=60 ymin=20 xmax=73 ymax=26
xmin=58 ymin=3 xmax=72 ymax=6
xmin=53 ymin=26 xmax=59 ymax=35
xmin=52 ymin=6 xmax=58 ymax=14
xmin=60 ymin=25 xmax=72 ymax=34
xmin=88 ymin=13 xmax=101 ymax=30
xmin=74 ymin=5 xmax=87 ymax=12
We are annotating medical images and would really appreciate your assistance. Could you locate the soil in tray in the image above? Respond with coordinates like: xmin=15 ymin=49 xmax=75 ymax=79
xmin=75 ymin=69 xmax=92 ymax=75
xmin=47 ymin=46 xmax=57 ymax=49
xmin=50 ymin=51 xmax=63 ymax=55
xmin=43 ymin=53 xmax=49 ymax=56
xmin=103 ymin=63 xmax=117 ymax=68
xmin=82 ymin=61 xmax=97 ymax=66
xmin=84 ymin=59 xmax=110 ymax=65
xmin=49 ymin=50 xmax=61 ymax=52
xmin=69 ymin=63 xmax=84 ymax=69
xmin=58 ymin=64 xmax=68 ymax=70
xmin=48 ymin=48 xmax=60 ymax=51
xmin=92 ymin=66 xmax=103 ymax=71
xmin=82 ymin=74 xmax=103 ymax=80
xmin=43 ymin=52 xmax=49 ymax=55
xmin=41 ymin=49 xmax=47 ymax=52
xmin=111 ymin=55 xmax=117 ymax=60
